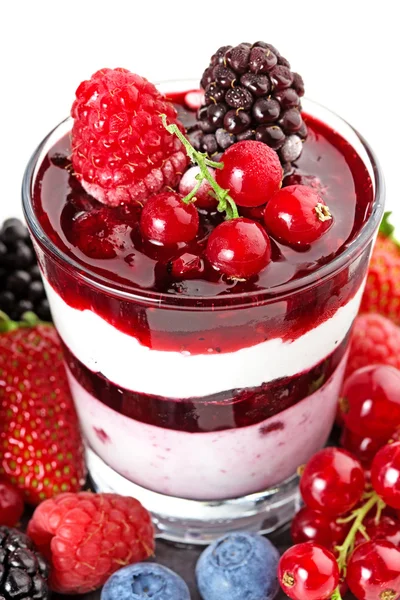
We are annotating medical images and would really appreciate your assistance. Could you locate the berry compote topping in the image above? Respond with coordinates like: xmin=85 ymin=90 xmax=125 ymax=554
xmin=34 ymin=90 xmax=373 ymax=298
xmin=264 ymin=185 xmax=333 ymax=247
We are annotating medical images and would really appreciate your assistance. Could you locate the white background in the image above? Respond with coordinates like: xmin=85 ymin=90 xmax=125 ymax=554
xmin=0 ymin=0 xmax=398 ymax=222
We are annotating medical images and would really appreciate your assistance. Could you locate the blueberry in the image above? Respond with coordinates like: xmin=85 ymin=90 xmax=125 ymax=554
xmin=196 ymin=533 xmax=279 ymax=600
xmin=0 ymin=218 xmax=29 ymax=245
xmin=101 ymin=563 xmax=190 ymax=600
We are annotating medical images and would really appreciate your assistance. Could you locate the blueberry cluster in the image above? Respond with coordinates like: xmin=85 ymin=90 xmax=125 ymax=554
xmin=0 ymin=218 xmax=51 ymax=321
xmin=192 ymin=42 xmax=307 ymax=166
xmin=0 ymin=526 xmax=49 ymax=600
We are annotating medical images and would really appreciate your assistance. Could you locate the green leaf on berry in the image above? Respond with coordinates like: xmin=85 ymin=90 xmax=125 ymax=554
xmin=160 ymin=114 xmax=239 ymax=220
xmin=0 ymin=310 xmax=48 ymax=333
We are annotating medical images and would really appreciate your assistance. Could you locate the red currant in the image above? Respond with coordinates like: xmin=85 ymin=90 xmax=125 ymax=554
xmin=278 ymin=542 xmax=339 ymax=600
xmin=291 ymin=506 xmax=349 ymax=549
xmin=341 ymin=366 xmax=400 ymax=438
xmin=215 ymin=140 xmax=282 ymax=207
xmin=346 ymin=540 xmax=400 ymax=600
xmin=205 ymin=217 xmax=271 ymax=278
xmin=371 ymin=442 xmax=400 ymax=509
xmin=140 ymin=191 xmax=199 ymax=246
xmin=300 ymin=447 xmax=365 ymax=516
xmin=264 ymin=185 xmax=333 ymax=247
xmin=0 ymin=477 xmax=24 ymax=526
xmin=355 ymin=515 xmax=400 ymax=549
xmin=179 ymin=166 xmax=218 ymax=210
xmin=340 ymin=428 xmax=386 ymax=467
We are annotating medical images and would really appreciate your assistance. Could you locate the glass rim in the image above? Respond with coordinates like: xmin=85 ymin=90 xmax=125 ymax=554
xmin=22 ymin=92 xmax=385 ymax=310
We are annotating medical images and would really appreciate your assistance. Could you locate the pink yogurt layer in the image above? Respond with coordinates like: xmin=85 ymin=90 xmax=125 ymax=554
xmin=67 ymin=353 xmax=347 ymax=501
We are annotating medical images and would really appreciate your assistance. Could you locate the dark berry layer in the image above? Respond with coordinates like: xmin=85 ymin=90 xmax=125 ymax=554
xmin=62 ymin=333 xmax=349 ymax=433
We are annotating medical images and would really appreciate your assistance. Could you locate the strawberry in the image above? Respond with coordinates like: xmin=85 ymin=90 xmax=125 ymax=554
xmin=0 ymin=312 xmax=86 ymax=504
xmin=345 ymin=313 xmax=400 ymax=379
xmin=360 ymin=212 xmax=400 ymax=325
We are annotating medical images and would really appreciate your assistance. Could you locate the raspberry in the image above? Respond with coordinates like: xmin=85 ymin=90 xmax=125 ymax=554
xmin=345 ymin=313 xmax=400 ymax=378
xmin=71 ymin=68 xmax=189 ymax=207
xmin=27 ymin=492 xmax=154 ymax=594
xmin=195 ymin=42 xmax=307 ymax=164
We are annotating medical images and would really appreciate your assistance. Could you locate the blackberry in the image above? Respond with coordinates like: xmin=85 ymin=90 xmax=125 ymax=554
xmin=0 ymin=219 xmax=51 ymax=321
xmin=0 ymin=526 xmax=49 ymax=600
xmin=194 ymin=42 xmax=307 ymax=166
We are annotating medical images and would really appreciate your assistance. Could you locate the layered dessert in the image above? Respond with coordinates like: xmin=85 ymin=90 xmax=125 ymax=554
xmin=24 ymin=42 xmax=379 ymax=503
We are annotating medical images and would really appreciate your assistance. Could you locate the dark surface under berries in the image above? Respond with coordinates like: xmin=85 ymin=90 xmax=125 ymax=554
xmin=0 ymin=219 xmax=51 ymax=321
xmin=33 ymin=92 xmax=373 ymax=299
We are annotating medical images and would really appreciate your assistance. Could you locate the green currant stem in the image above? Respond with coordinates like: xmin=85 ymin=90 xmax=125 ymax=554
xmin=335 ymin=493 xmax=382 ymax=575
xmin=331 ymin=587 xmax=343 ymax=600
xmin=160 ymin=114 xmax=239 ymax=219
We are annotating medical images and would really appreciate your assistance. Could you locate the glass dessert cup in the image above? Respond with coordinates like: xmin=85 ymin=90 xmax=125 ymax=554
xmin=22 ymin=81 xmax=385 ymax=544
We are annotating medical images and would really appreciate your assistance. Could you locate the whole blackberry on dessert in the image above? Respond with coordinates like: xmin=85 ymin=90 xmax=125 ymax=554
xmin=0 ymin=526 xmax=49 ymax=600
xmin=193 ymin=42 xmax=307 ymax=166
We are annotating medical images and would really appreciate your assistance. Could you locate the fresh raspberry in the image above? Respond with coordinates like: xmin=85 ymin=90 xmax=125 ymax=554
xmin=345 ymin=313 xmax=400 ymax=378
xmin=360 ymin=213 xmax=400 ymax=325
xmin=27 ymin=492 xmax=155 ymax=594
xmin=71 ymin=68 xmax=189 ymax=207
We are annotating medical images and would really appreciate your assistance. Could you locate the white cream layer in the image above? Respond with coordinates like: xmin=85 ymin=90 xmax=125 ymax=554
xmin=44 ymin=279 xmax=364 ymax=399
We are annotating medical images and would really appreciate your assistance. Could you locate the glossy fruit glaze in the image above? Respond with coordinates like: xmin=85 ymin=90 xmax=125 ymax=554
xmin=31 ymin=90 xmax=374 ymax=353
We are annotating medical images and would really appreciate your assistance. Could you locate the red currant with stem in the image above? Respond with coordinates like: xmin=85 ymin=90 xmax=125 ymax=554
xmin=346 ymin=540 xmax=400 ymax=600
xmin=371 ymin=442 xmax=400 ymax=509
xmin=0 ymin=477 xmax=24 ymax=526
xmin=340 ymin=365 xmax=400 ymax=438
xmin=264 ymin=185 xmax=333 ymax=247
xmin=140 ymin=191 xmax=199 ymax=246
xmin=354 ymin=515 xmax=400 ymax=549
xmin=179 ymin=165 xmax=218 ymax=210
xmin=215 ymin=140 xmax=283 ymax=207
xmin=300 ymin=447 xmax=365 ymax=516
xmin=278 ymin=542 xmax=339 ymax=600
xmin=291 ymin=506 xmax=349 ymax=549
xmin=340 ymin=428 xmax=387 ymax=468
xmin=205 ymin=218 xmax=272 ymax=278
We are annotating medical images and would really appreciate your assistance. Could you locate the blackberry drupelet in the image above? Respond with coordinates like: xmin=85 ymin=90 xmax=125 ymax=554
xmin=0 ymin=219 xmax=51 ymax=321
xmin=0 ymin=526 xmax=49 ymax=600
xmin=193 ymin=42 xmax=307 ymax=166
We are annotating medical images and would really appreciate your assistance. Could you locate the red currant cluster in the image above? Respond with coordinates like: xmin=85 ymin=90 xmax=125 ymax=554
xmin=138 ymin=116 xmax=333 ymax=279
xmin=279 ymin=440 xmax=400 ymax=600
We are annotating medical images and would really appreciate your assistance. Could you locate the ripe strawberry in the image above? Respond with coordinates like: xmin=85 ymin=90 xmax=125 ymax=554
xmin=71 ymin=68 xmax=189 ymax=207
xmin=345 ymin=313 xmax=400 ymax=378
xmin=27 ymin=492 xmax=155 ymax=594
xmin=360 ymin=212 xmax=400 ymax=325
xmin=0 ymin=318 xmax=86 ymax=504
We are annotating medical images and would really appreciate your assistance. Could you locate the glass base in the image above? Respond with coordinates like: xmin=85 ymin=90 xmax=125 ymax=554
xmin=87 ymin=448 xmax=301 ymax=545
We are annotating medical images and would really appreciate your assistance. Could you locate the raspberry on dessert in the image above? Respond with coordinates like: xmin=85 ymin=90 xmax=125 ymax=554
xmin=140 ymin=191 xmax=199 ymax=246
xmin=345 ymin=313 xmax=400 ymax=378
xmin=215 ymin=140 xmax=282 ymax=207
xmin=196 ymin=42 xmax=307 ymax=164
xmin=264 ymin=185 xmax=333 ymax=247
xmin=71 ymin=68 xmax=189 ymax=207
xmin=205 ymin=218 xmax=272 ymax=278
xmin=27 ymin=492 xmax=155 ymax=594
xmin=0 ymin=526 xmax=49 ymax=600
